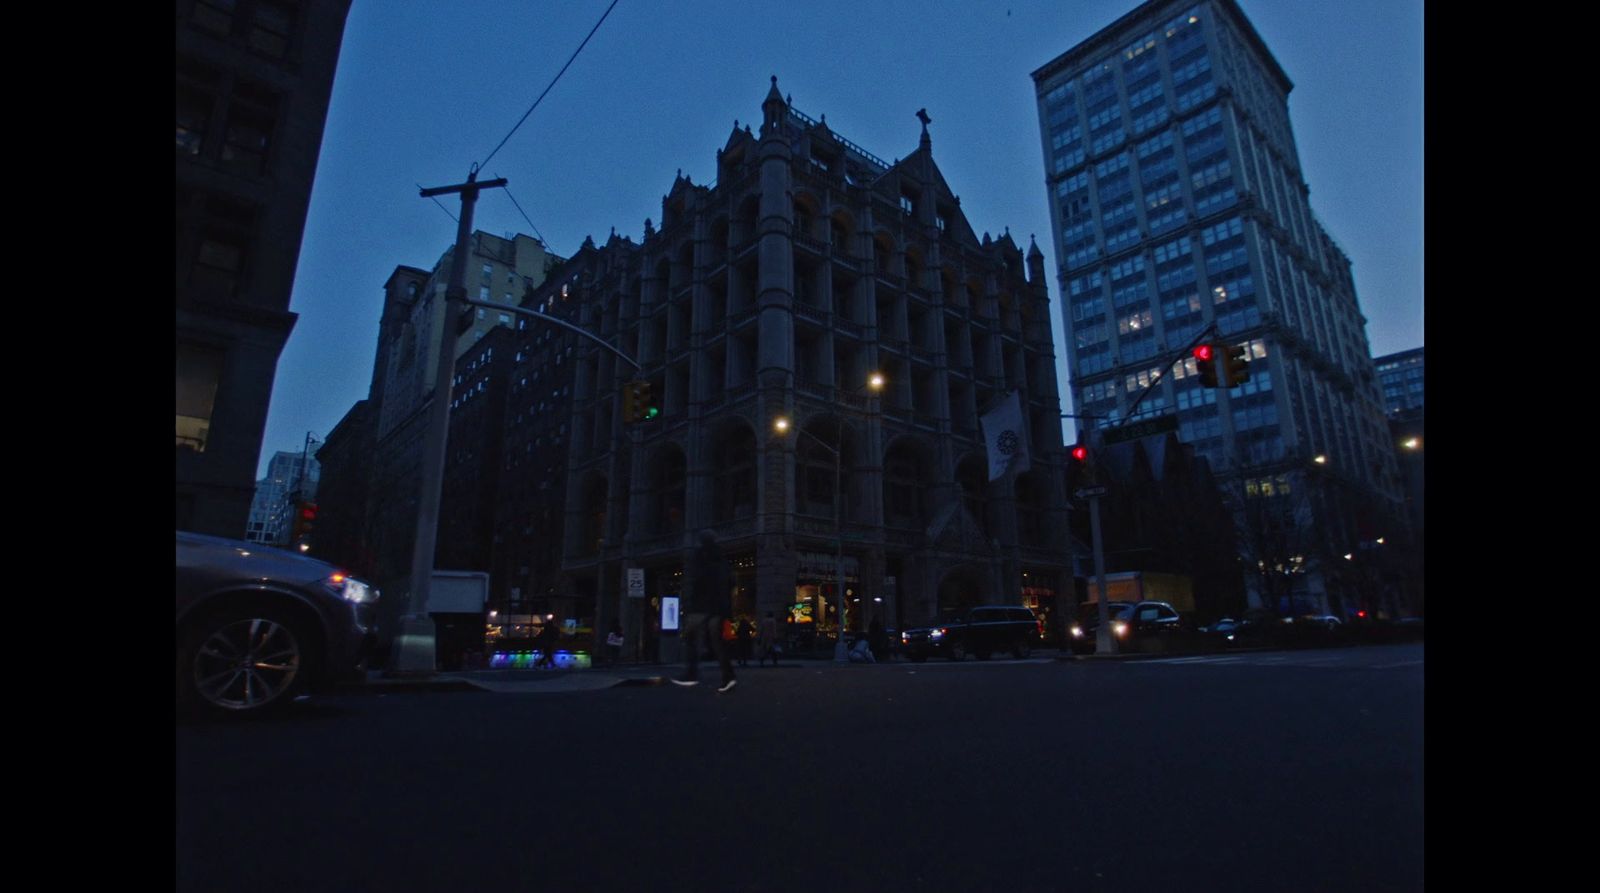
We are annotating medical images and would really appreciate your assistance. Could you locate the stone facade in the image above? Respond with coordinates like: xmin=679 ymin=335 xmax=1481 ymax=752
xmin=555 ymin=80 xmax=1074 ymax=657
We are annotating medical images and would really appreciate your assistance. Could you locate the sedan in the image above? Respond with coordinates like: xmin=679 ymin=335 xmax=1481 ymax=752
xmin=176 ymin=531 xmax=379 ymax=716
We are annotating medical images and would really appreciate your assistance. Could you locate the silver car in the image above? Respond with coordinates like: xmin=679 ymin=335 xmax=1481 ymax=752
xmin=176 ymin=531 xmax=379 ymax=715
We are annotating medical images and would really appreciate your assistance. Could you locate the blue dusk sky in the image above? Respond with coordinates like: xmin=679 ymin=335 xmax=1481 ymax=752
xmin=257 ymin=0 xmax=1423 ymax=474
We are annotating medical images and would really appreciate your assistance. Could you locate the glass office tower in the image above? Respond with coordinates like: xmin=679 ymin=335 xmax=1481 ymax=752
xmin=1032 ymin=0 xmax=1406 ymax=615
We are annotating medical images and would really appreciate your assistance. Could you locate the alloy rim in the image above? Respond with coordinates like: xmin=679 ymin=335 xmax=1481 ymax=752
xmin=193 ymin=618 xmax=301 ymax=710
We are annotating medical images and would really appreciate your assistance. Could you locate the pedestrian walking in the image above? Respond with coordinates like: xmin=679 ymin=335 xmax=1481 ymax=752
xmin=673 ymin=530 xmax=736 ymax=692
xmin=757 ymin=611 xmax=780 ymax=667
xmin=735 ymin=616 xmax=754 ymax=667
xmin=535 ymin=614 xmax=562 ymax=669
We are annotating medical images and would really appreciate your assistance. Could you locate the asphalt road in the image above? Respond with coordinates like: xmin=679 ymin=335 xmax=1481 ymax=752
xmin=176 ymin=643 xmax=1424 ymax=892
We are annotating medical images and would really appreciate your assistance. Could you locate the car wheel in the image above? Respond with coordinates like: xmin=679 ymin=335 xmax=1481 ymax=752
xmin=180 ymin=604 xmax=315 ymax=716
xmin=949 ymin=643 xmax=966 ymax=661
xmin=1014 ymin=639 xmax=1032 ymax=659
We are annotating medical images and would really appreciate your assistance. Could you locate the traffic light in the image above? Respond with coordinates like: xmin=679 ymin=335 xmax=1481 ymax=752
xmin=621 ymin=380 xmax=638 ymax=422
xmin=1068 ymin=442 xmax=1098 ymax=484
xmin=622 ymin=380 xmax=658 ymax=423
xmin=290 ymin=500 xmax=318 ymax=543
xmin=1222 ymin=343 xmax=1251 ymax=387
xmin=638 ymin=380 xmax=658 ymax=420
xmin=1193 ymin=344 xmax=1220 ymax=388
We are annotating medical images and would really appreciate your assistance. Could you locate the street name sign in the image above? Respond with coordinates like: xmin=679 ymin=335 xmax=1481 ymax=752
xmin=1075 ymin=486 xmax=1108 ymax=499
xmin=1102 ymin=414 xmax=1178 ymax=445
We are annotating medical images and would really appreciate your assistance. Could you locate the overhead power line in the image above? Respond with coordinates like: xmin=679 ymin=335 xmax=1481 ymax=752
xmin=419 ymin=183 xmax=459 ymax=223
xmin=479 ymin=0 xmax=622 ymax=169
xmin=497 ymin=179 xmax=549 ymax=251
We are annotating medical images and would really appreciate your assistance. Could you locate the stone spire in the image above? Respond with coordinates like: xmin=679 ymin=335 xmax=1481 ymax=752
xmin=762 ymin=75 xmax=787 ymax=133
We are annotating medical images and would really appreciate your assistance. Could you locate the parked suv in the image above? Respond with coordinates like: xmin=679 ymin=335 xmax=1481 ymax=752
xmin=900 ymin=606 xmax=1043 ymax=661
xmin=176 ymin=531 xmax=380 ymax=716
xmin=1068 ymin=600 xmax=1183 ymax=654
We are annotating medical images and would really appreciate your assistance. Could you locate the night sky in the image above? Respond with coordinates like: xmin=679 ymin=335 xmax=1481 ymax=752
xmin=257 ymin=0 xmax=1422 ymax=475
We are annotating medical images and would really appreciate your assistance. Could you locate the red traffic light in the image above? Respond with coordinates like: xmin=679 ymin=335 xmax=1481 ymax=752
xmin=300 ymin=504 xmax=318 ymax=521
xmin=1070 ymin=444 xmax=1088 ymax=462
xmin=1193 ymin=344 xmax=1214 ymax=362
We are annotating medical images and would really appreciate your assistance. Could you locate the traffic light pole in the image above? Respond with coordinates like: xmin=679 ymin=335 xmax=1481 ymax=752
xmin=460 ymin=299 xmax=639 ymax=371
xmin=1088 ymin=488 xmax=1115 ymax=656
xmin=1123 ymin=323 xmax=1220 ymax=422
xmin=1069 ymin=325 xmax=1215 ymax=656
xmin=390 ymin=168 xmax=507 ymax=676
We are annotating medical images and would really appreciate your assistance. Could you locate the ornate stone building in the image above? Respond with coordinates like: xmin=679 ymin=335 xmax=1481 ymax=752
xmin=555 ymin=80 xmax=1074 ymax=657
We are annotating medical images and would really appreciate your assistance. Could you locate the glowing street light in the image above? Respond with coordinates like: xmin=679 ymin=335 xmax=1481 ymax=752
xmin=773 ymin=373 xmax=885 ymax=662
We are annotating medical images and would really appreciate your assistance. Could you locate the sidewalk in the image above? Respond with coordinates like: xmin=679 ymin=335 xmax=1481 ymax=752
xmin=347 ymin=656 xmax=832 ymax=695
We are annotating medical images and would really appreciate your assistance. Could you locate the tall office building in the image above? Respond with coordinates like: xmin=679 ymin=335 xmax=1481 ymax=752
xmin=554 ymin=80 xmax=1073 ymax=658
xmin=1375 ymin=347 xmax=1424 ymax=419
xmin=1032 ymin=0 xmax=1404 ymax=615
xmin=245 ymin=449 xmax=320 ymax=545
xmin=312 ymin=231 xmax=561 ymax=638
xmin=176 ymin=0 xmax=352 ymax=536
xmin=1375 ymin=347 xmax=1423 ymax=606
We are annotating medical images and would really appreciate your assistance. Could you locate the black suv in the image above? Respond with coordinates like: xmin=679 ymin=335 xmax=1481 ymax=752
xmin=1067 ymin=600 xmax=1183 ymax=654
xmin=900 ymin=606 xmax=1043 ymax=661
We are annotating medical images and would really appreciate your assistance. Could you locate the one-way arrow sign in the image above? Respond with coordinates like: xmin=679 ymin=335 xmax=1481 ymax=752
xmin=1075 ymin=486 xmax=1107 ymax=499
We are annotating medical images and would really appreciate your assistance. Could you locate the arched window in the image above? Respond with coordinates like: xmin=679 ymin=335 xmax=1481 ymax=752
xmin=1015 ymin=471 xmax=1045 ymax=547
xmin=883 ymin=441 xmax=925 ymax=528
xmin=874 ymin=234 xmax=894 ymax=274
xmin=957 ymin=456 xmax=988 ymax=536
xmin=716 ymin=426 xmax=757 ymax=521
xmin=798 ymin=421 xmax=840 ymax=518
xmin=656 ymin=447 xmax=686 ymax=535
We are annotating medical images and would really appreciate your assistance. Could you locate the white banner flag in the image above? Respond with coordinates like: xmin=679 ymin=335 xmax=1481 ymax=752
xmin=980 ymin=390 xmax=1031 ymax=482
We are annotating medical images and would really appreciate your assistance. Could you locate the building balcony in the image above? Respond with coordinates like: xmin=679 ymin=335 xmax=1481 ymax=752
xmin=794 ymin=302 xmax=828 ymax=327
xmin=831 ymin=253 xmax=864 ymax=274
xmin=795 ymin=378 xmax=831 ymax=402
xmin=794 ymin=232 xmax=827 ymax=257
xmin=728 ymin=306 xmax=759 ymax=332
xmin=632 ymin=532 xmax=686 ymax=555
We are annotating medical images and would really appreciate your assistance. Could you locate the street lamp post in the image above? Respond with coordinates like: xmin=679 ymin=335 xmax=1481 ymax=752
xmin=775 ymin=373 xmax=884 ymax=663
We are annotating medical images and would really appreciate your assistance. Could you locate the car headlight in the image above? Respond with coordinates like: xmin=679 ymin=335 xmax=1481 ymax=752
xmin=1112 ymin=620 xmax=1129 ymax=638
xmin=327 ymin=572 xmax=379 ymax=604
xmin=901 ymin=632 xmax=909 ymax=643
xmin=1069 ymin=624 xmax=1083 ymax=639
xmin=931 ymin=628 xmax=945 ymax=639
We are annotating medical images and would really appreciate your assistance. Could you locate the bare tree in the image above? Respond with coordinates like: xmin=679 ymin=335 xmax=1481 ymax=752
xmin=1221 ymin=471 xmax=1324 ymax=617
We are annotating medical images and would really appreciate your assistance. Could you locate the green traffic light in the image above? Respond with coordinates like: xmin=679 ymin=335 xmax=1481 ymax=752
xmin=646 ymin=407 xmax=659 ymax=419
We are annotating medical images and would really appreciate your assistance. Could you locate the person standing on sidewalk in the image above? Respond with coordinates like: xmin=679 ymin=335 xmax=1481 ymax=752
xmin=757 ymin=611 xmax=779 ymax=667
xmin=673 ymin=530 xmax=736 ymax=692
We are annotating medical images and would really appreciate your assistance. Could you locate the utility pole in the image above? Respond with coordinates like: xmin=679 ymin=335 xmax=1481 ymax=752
xmin=389 ymin=167 xmax=508 ymax=676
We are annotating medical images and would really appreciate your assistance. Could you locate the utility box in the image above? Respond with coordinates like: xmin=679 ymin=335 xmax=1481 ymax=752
xmin=429 ymin=571 xmax=488 ymax=671
xmin=429 ymin=571 xmax=489 ymax=613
